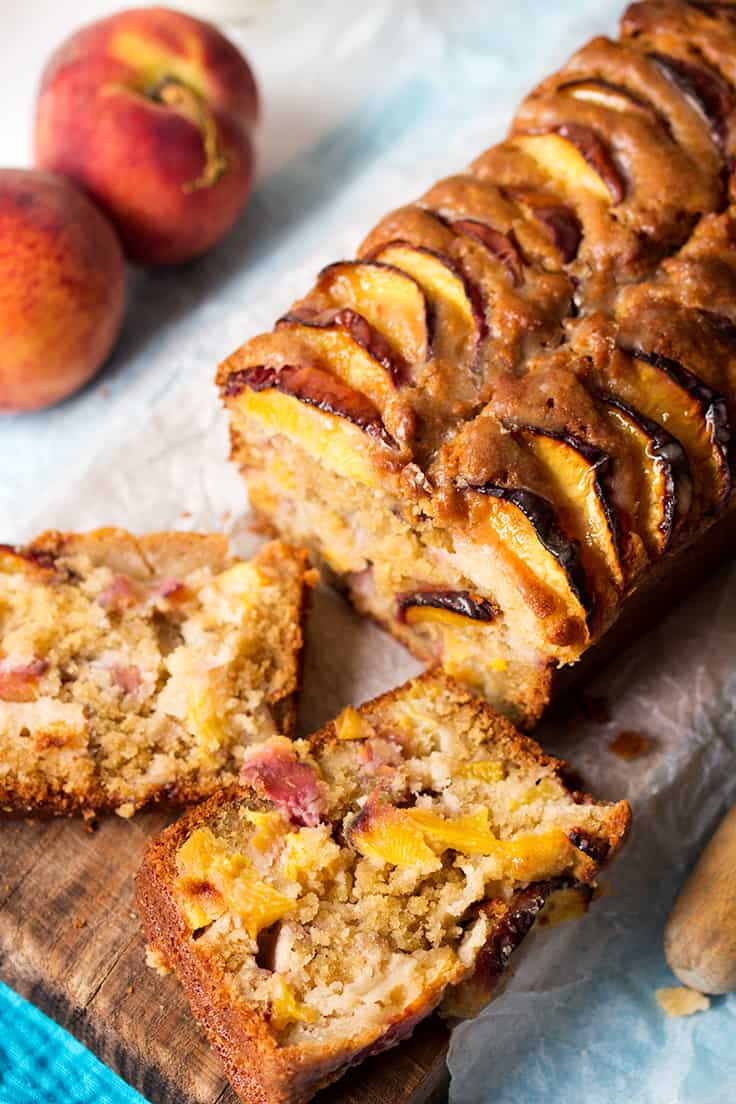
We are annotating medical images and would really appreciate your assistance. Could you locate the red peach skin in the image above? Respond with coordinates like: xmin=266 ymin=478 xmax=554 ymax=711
xmin=0 ymin=169 xmax=126 ymax=413
xmin=34 ymin=7 xmax=259 ymax=265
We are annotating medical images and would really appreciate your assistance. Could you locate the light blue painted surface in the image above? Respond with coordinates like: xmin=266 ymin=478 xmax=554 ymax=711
xmin=1 ymin=3 xmax=734 ymax=1102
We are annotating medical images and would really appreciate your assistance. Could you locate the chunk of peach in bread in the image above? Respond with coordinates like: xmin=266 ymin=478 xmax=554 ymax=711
xmin=0 ymin=530 xmax=315 ymax=817
xmin=136 ymin=672 xmax=629 ymax=1104
xmin=396 ymin=588 xmax=497 ymax=630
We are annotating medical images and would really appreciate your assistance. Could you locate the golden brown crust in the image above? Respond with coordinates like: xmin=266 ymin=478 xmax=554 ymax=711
xmin=0 ymin=531 xmax=315 ymax=819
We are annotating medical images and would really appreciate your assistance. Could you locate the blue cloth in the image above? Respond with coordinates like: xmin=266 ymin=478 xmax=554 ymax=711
xmin=0 ymin=983 xmax=147 ymax=1104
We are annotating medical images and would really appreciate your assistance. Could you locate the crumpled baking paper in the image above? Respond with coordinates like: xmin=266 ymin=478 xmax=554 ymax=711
xmin=1 ymin=2 xmax=734 ymax=1102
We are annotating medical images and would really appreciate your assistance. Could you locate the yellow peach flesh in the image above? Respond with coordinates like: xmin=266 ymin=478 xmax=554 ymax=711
xmin=176 ymin=827 xmax=295 ymax=938
xmin=269 ymin=975 xmax=319 ymax=1032
xmin=278 ymin=322 xmax=397 ymax=409
xmin=512 ymin=133 xmax=611 ymax=203
xmin=321 ymin=264 xmax=429 ymax=363
xmin=377 ymin=245 xmax=477 ymax=359
xmin=236 ymin=386 xmax=387 ymax=488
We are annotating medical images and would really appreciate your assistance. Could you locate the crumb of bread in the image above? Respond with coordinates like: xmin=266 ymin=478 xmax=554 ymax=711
xmin=656 ymin=986 xmax=710 ymax=1017
xmin=145 ymin=945 xmax=171 ymax=976
xmin=537 ymin=886 xmax=590 ymax=929
xmin=609 ymin=730 xmax=650 ymax=760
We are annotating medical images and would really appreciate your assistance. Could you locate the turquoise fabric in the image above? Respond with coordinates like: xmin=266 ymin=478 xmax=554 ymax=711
xmin=0 ymin=983 xmax=148 ymax=1104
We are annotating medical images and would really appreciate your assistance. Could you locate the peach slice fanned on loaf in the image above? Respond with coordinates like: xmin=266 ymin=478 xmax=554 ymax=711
xmin=136 ymin=672 xmax=630 ymax=1104
xmin=0 ymin=529 xmax=315 ymax=818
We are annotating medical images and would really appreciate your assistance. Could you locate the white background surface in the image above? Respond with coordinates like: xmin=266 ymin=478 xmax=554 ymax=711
xmin=2 ymin=3 xmax=735 ymax=1103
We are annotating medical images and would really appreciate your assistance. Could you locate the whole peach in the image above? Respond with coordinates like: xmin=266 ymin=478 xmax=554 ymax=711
xmin=34 ymin=7 xmax=259 ymax=265
xmin=0 ymin=170 xmax=126 ymax=413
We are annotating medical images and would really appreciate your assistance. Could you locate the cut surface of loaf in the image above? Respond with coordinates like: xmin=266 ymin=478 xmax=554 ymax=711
xmin=136 ymin=673 xmax=630 ymax=1104
xmin=219 ymin=0 xmax=736 ymax=727
xmin=0 ymin=529 xmax=314 ymax=817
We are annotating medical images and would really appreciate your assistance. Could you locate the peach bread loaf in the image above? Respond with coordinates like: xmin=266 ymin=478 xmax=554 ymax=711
xmin=219 ymin=0 xmax=736 ymax=727
xmin=136 ymin=672 xmax=630 ymax=1104
xmin=0 ymin=529 xmax=314 ymax=817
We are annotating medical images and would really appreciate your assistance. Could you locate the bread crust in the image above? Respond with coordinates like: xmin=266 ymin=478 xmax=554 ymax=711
xmin=0 ymin=530 xmax=314 ymax=818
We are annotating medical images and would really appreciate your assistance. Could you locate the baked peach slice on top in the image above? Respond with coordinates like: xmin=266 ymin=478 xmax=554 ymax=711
xmin=508 ymin=126 xmax=626 ymax=206
xmin=371 ymin=242 xmax=487 ymax=367
xmin=369 ymin=202 xmax=527 ymax=291
xmin=546 ymin=33 xmax=722 ymax=172
xmin=458 ymin=480 xmax=591 ymax=647
xmin=437 ymin=412 xmax=593 ymax=650
xmin=516 ymin=427 xmax=624 ymax=603
xmin=504 ymin=188 xmax=583 ymax=265
xmin=512 ymin=42 xmax=723 ymax=224
xmin=299 ymin=259 xmax=432 ymax=365
xmin=557 ymin=76 xmax=670 ymax=127
xmin=220 ymin=360 xmax=405 ymax=490
xmin=645 ymin=53 xmax=731 ymax=150
xmin=364 ymin=202 xmax=535 ymax=308
xmin=615 ymin=287 xmax=736 ymax=426
xmin=598 ymin=394 xmax=692 ymax=558
xmin=447 ymin=219 xmax=525 ymax=287
xmin=598 ymin=345 xmax=731 ymax=519
xmin=612 ymin=32 xmax=730 ymax=152
xmin=274 ymin=311 xmax=407 ymax=418
xmin=620 ymin=2 xmax=735 ymax=144
xmin=420 ymin=173 xmax=573 ymax=274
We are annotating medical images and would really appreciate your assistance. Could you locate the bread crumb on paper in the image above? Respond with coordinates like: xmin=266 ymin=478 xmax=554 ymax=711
xmin=609 ymin=730 xmax=650 ymax=760
xmin=655 ymin=986 xmax=710 ymax=1017
xmin=537 ymin=886 xmax=590 ymax=928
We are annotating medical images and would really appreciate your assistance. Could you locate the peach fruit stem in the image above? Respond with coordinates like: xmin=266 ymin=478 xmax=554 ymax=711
xmin=152 ymin=77 xmax=229 ymax=192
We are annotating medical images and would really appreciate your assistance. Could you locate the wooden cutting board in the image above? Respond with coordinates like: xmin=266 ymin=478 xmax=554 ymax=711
xmin=0 ymin=589 xmax=450 ymax=1104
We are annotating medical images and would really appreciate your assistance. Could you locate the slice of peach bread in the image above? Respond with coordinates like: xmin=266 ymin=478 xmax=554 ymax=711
xmin=0 ymin=529 xmax=315 ymax=817
xmin=136 ymin=672 xmax=630 ymax=1104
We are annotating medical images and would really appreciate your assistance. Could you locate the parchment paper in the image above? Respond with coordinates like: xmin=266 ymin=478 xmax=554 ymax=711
xmin=1 ymin=2 xmax=734 ymax=1101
